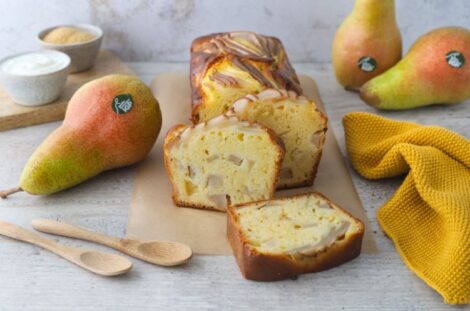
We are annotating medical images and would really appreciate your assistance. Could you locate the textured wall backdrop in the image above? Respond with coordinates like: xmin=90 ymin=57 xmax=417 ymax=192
xmin=1 ymin=0 xmax=470 ymax=62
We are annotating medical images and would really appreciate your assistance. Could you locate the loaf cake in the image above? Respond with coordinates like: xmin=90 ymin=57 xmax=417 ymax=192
xmin=164 ymin=115 xmax=285 ymax=212
xmin=227 ymin=193 xmax=364 ymax=281
xmin=229 ymin=89 xmax=327 ymax=189
xmin=190 ymin=31 xmax=302 ymax=123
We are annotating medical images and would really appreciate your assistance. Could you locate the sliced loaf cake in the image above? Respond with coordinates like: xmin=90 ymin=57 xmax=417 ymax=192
xmin=227 ymin=192 xmax=364 ymax=281
xmin=190 ymin=31 xmax=302 ymax=123
xmin=229 ymin=89 xmax=327 ymax=189
xmin=164 ymin=115 xmax=285 ymax=212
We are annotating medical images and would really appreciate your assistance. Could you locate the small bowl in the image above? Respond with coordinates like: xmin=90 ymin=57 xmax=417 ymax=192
xmin=37 ymin=24 xmax=103 ymax=73
xmin=0 ymin=50 xmax=70 ymax=106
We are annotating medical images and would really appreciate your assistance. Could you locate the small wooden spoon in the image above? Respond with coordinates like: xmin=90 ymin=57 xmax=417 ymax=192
xmin=0 ymin=220 xmax=132 ymax=276
xmin=32 ymin=219 xmax=193 ymax=267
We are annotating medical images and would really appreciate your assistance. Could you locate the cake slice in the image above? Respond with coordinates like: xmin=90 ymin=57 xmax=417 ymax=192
xmin=227 ymin=193 xmax=364 ymax=281
xmin=229 ymin=89 xmax=327 ymax=189
xmin=164 ymin=115 xmax=285 ymax=212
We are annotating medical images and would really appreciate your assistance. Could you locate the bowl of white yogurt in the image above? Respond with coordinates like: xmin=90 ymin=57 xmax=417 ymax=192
xmin=0 ymin=50 xmax=70 ymax=106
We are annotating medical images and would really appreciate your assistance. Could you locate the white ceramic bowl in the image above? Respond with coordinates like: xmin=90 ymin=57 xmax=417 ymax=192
xmin=0 ymin=50 xmax=70 ymax=106
xmin=37 ymin=24 xmax=103 ymax=73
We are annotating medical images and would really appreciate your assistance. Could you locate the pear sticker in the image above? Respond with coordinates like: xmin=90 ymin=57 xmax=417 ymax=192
xmin=112 ymin=94 xmax=134 ymax=114
xmin=358 ymin=57 xmax=377 ymax=72
xmin=446 ymin=51 xmax=465 ymax=69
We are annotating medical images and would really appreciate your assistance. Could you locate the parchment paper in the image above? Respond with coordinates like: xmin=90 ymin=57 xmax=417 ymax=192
xmin=126 ymin=73 xmax=377 ymax=255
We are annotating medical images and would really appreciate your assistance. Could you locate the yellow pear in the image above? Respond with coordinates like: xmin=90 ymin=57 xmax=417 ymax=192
xmin=332 ymin=0 xmax=402 ymax=90
xmin=360 ymin=27 xmax=470 ymax=110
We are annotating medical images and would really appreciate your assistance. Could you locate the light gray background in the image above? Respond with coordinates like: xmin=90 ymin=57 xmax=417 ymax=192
xmin=2 ymin=0 xmax=470 ymax=62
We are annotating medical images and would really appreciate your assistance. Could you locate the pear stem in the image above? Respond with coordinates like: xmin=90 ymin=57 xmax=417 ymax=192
xmin=0 ymin=187 xmax=23 ymax=199
xmin=345 ymin=86 xmax=360 ymax=93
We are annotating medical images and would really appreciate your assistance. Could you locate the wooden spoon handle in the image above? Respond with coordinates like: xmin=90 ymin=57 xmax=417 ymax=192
xmin=0 ymin=220 xmax=132 ymax=276
xmin=32 ymin=219 xmax=122 ymax=250
xmin=0 ymin=220 xmax=67 ymax=255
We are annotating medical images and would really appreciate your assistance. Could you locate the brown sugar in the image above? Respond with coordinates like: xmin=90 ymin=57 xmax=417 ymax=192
xmin=43 ymin=27 xmax=95 ymax=44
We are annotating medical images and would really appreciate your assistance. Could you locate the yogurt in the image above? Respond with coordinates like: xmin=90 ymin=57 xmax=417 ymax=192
xmin=1 ymin=51 xmax=69 ymax=76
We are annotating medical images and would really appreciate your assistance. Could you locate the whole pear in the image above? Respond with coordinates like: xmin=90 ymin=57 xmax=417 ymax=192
xmin=332 ymin=0 xmax=402 ymax=90
xmin=1 ymin=75 xmax=162 ymax=198
xmin=360 ymin=27 xmax=470 ymax=110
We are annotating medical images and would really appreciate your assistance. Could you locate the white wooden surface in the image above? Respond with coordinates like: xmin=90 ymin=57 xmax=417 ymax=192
xmin=0 ymin=63 xmax=468 ymax=311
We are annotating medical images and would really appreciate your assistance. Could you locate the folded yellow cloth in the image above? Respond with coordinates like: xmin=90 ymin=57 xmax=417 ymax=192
xmin=343 ymin=112 xmax=470 ymax=305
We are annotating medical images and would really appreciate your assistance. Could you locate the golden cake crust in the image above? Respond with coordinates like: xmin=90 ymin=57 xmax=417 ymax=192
xmin=163 ymin=115 xmax=286 ymax=211
xmin=190 ymin=31 xmax=302 ymax=123
xmin=227 ymin=192 xmax=365 ymax=281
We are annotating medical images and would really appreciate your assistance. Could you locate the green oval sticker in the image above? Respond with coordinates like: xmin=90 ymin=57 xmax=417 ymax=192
xmin=112 ymin=94 xmax=133 ymax=114
xmin=446 ymin=51 xmax=465 ymax=68
xmin=357 ymin=56 xmax=377 ymax=72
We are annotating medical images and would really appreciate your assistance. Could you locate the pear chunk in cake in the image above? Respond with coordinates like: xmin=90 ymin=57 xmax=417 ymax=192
xmin=227 ymin=192 xmax=364 ymax=281
xmin=229 ymin=89 xmax=327 ymax=189
xmin=164 ymin=115 xmax=285 ymax=212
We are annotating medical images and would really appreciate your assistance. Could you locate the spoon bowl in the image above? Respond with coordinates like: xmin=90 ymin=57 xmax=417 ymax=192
xmin=79 ymin=250 xmax=133 ymax=276
xmin=135 ymin=240 xmax=193 ymax=266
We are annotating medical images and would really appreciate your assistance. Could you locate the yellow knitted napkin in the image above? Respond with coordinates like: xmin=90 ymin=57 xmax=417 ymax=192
xmin=343 ymin=112 xmax=470 ymax=304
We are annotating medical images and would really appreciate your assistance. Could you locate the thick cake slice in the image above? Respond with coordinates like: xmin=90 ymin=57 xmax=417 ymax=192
xmin=227 ymin=193 xmax=364 ymax=281
xmin=164 ymin=115 xmax=285 ymax=212
xmin=229 ymin=89 xmax=327 ymax=189
xmin=190 ymin=31 xmax=302 ymax=123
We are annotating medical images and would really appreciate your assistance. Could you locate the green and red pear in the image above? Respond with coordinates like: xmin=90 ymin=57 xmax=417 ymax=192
xmin=332 ymin=0 xmax=402 ymax=90
xmin=1 ymin=75 xmax=162 ymax=198
xmin=360 ymin=27 xmax=470 ymax=110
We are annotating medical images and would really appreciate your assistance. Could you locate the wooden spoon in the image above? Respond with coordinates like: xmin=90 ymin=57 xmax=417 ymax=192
xmin=0 ymin=220 xmax=132 ymax=276
xmin=32 ymin=219 xmax=193 ymax=267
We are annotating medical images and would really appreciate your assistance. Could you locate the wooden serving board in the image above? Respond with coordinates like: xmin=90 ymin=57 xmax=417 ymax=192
xmin=0 ymin=50 xmax=134 ymax=132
